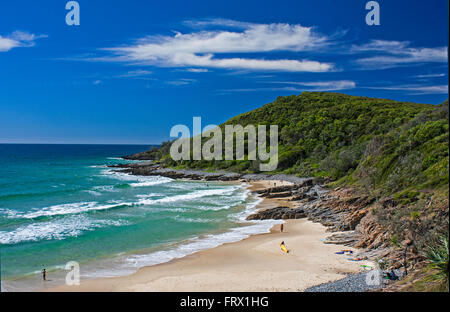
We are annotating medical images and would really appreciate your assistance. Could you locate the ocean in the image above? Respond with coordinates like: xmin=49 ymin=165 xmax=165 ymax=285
xmin=0 ymin=144 xmax=279 ymax=291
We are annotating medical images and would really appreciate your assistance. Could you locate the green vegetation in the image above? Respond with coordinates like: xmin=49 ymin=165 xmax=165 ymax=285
xmin=425 ymin=232 xmax=449 ymax=291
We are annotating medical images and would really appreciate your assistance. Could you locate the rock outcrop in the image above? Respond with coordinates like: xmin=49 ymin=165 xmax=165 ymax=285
xmin=246 ymin=206 xmax=306 ymax=220
xmin=108 ymin=163 xmax=308 ymax=183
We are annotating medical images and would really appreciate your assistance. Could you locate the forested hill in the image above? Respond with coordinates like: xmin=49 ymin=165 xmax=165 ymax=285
xmin=128 ymin=92 xmax=449 ymax=199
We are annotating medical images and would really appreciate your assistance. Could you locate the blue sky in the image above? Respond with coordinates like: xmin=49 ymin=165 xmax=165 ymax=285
xmin=0 ymin=0 xmax=448 ymax=144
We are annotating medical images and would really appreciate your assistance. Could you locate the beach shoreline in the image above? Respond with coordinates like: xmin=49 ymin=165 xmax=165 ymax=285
xmin=47 ymin=179 xmax=372 ymax=292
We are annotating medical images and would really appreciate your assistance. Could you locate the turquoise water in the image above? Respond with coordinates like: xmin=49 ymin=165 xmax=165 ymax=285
xmin=0 ymin=144 xmax=276 ymax=291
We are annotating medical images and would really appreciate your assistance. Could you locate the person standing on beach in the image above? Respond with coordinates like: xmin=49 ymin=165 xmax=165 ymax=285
xmin=280 ymin=224 xmax=284 ymax=232
xmin=42 ymin=269 xmax=46 ymax=281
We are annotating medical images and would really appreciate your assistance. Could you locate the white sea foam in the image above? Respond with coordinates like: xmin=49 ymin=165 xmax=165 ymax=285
xmin=83 ymin=190 xmax=102 ymax=196
xmin=0 ymin=215 xmax=127 ymax=245
xmin=17 ymin=201 xmax=132 ymax=219
xmin=92 ymin=185 xmax=117 ymax=192
xmin=170 ymin=216 xmax=218 ymax=223
xmin=101 ymin=169 xmax=173 ymax=187
xmin=135 ymin=193 xmax=164 ymax=199
xmin=137 ymin=187 xmax=237 ymax=205
xmin=190 ymin=204 xmax=233 ymax=211
xmin=129 ymin=178 xmax=172 ymax=187
xmin=0 ymin=208 xmax=20 ymax=219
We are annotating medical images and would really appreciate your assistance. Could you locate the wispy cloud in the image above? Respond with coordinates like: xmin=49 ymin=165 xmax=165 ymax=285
xmin=0 ymin=31 xmax=47 ymax=52
xmin=165 ymin=78 xmax=197 ymax=86
xmin=268 ymin=80 xmax=356 ymax=91
xmin=183 ymin=68 xmax=210 ymax=73
xmin=115 ymin=69 xmax=153 ymax=78
xmin=413 ymin=73 xmax=446 ymax=78
xmin=220 ymin=80 xmax=356 ymax=93
xmin=96 ymin=20 xmax=333 ymax=72
xmin=366 ymin=84 xmax=448 ymax=94
xmin=183 ymin=18 xmax=254 ymax=30
xmin=352 ymin=40 xmax=447 ymax=69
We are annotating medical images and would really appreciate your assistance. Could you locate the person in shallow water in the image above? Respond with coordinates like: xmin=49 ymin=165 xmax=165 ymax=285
xmin=41 ymin=269 xmax=46 ymax=281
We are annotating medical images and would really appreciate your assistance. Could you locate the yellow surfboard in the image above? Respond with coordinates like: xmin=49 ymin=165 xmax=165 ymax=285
xmin=280 ymin=244 xmax=289 ymax=253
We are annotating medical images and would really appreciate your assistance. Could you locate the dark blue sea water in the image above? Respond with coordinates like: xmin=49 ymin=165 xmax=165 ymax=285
xmin=0 ymin=144 xmax=276 ymax=291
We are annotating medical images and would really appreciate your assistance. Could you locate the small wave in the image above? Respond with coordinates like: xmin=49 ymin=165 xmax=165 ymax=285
xmin=82 ymin=190 xmax=102 ymax=196
xmin=0 ymin=208 xmax=21 ymax=219
xmin=11 ymin=201 xmax=133 ymax=219
xmin=135 ymin=193 xmax=164 ymax=199
xmin=92 ymin=185 xmax=117 ymax=193
xmin=129 ymin=179 xmax=171 ymax=187
xmin=0 ymin=215 xmax=127 ymax=245
xmin=137 ymin=188 xmax=237 ymax=206
xmin=101 ymin=170 xmax=172 ymax=187
xmin=170 ymin=216 xmax=218 ymax=223
xmin=189 ymin=204 xmax=233 ymax=211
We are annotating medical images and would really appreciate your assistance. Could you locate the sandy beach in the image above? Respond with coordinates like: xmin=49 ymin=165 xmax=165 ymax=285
xmin=49 ymin=180 xmax=371 ymax=292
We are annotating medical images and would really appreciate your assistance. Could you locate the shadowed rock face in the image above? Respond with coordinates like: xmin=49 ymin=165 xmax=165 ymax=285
xmin=246 ymin=206 xmax=306 ymax=220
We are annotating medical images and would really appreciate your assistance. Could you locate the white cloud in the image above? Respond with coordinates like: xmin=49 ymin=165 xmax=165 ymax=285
xmin=183 ymin=18 xmax=254 ymax=30
xmin=366 ymin=84 xmax=448 ymax=94
xmin=413 ymin=73 xmax=446 ymax=78
xmin=0 ymin=31 xmax=47 ymax=52
xmin=353 ymin=40 xmax=447 ymax=69
xmin=115 ymin=69 xmax=152 ymax=78
xmin=221 ymin=80 xmax=356 ymax=93
xmin=166 ymin=78 xmax=197 ymax=86
xmin=351 ymin=40 xmax=410 ymax=52
xmin=183 ymin=68 xmax=209 ymax=73
xmin=100 ymin=20 xmax=333 ymax=72
xmin=269 ymin=80 xmax=356 ymax=91
xmin=0 ymin=37 xmax=17 ymax=52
